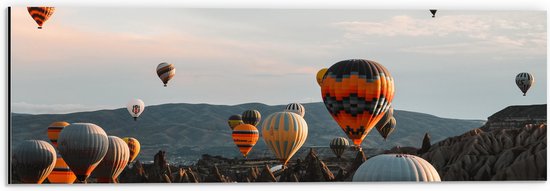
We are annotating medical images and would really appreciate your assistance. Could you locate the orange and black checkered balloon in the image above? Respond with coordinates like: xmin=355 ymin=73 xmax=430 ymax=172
xmin=27 ymin=7 xmax=55 ymax=29
xmin=321 ymin=59 xmax=395 ymax=146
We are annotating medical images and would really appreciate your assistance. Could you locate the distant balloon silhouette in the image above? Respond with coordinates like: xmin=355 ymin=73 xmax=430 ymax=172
xmin=516 ymin=72 xmax=534 ymax=96
xmin=430 ymin=9 xmax=437 ymax=18
xmin=13 ymin=140 xmax=56 ymax=184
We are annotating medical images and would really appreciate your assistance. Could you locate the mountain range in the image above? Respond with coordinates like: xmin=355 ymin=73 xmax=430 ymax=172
xmin=10 ymin=102 xmax=485 ymax=164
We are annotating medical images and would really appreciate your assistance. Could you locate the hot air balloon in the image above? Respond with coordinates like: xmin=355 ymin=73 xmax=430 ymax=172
xmin=430 ymin=9 xmax=437 ymax=18
xmin=27 ymin=7 xmax=55 ymax=29
xmin=227 ymin=114 xmax=244 ymax=130
xmin=47 ymin=153 xmax=76 ymax=184
xmin=284 ymin=103 xmax=305 ymax=117
xmin=374 ymin=106 xmax=395 ymax=140
xmin=13 ymin=140 xmax=56 ymax=184
xmin=47 ymin=121 xmax=70 ymax=147
xmin=232 ymin=124 xmax=259 ymax=157
xmin=242 ymin=110 xmax=261 ymax=126
xmin=122 ymin=137 xmax=141 ymax=163
xmin=316 ymin=68 xmax=328 ymax=86
xmin=352 ymin=154 xmax=441 ymax=182
xmin=377 ymin=117 xmax=396 ymax=141
xmin=321 ymin=59 xmax=395 ymax=147
xmin=93 ymin=136 xmax=130 ymax=183
xmin=261 ymin=112 xmax=308 ymax=165
xmin=46 ymin=121 xmax=77 ymax=184
xmin=157 ymin=62 xmax=176 ymax=87
xmin=516 ymin=72 xmax=534 ymax=96
xmin=329 ymin=137 xmax=349 ymax=158
xmin=127 ymin=99 xmax=145 ymax=121
xmin=57 ymin=123 xmax=109 ymax=183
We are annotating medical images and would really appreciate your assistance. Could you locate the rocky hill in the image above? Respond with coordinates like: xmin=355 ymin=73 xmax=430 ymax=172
xmin=10 ymin=102 xmax=484 ymax=163
xmin=419 ymin=104 xmax=547 ymax=181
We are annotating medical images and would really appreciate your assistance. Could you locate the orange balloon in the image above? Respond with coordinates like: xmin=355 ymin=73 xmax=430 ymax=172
xmin=232 ymin=124 xmax=259 ymax=157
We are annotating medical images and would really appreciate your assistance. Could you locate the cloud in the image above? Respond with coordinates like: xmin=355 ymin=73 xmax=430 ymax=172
xmin=332 ymin=14 xmax=546 ymax=55
xmin=11 ymin=102 xmax=116 ymax=114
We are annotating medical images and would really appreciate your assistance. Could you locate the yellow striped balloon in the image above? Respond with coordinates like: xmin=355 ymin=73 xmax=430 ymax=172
xmin=47 ymin=154 xmax=76 ymax=184
xmin=227 ymin=114 xmax=244 ymax=130
xmin=27 ymin=7 xmax=55 ymax=29
xmin=122 ymin=137 xmax=141 ymax=163
xmin=232 ymin=124 xmax=259 ymax=157
xmin=47 ymin=121 xmax=70 ymax=148
xmin=261 ymin=112 xmax=308 ymax=165
xmin=316 ymin=68 xmax=328 ymax=86
xmin=156 ymin=62 xmax=176 ymax=87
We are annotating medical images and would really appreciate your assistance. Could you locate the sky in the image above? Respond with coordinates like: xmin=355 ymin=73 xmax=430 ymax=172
xmin=10 ymin=7 xmax=547 ymax=119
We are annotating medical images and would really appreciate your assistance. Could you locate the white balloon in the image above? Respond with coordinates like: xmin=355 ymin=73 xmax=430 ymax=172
xmin=352 ymin=154 xmax=441 ymax=182
xmin=126 ymin=99 xmax=145 ymax=121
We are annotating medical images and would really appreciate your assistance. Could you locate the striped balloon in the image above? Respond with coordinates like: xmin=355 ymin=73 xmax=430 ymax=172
xmin=93 ymin=136 xmax=130 ymax=183
xmin=227 ymin=114 xmax=244 ymax=130
xmin=377 ymin=117 xmax=396 ymax=140
xmin=47 ymin=121 xmax=70 ymax=148
xmin=47 ymin=154 xmax=76 ymax=184
xmin=284 ymin=103 xmax=305 ymax=117
xmin=352 ymin=154 xmax=440 ymax=182
xmin=242 ymin=110 xmax=261 ymax=126
xmin=374 ymin=106 xmax=394 ymax=139
xmin=57 ymin=123 xmax=109 ymax=182
xmin=329 ymin=137 xmax=349 ymax=158
xmin=13 ymin=140 xmax=56 ymax=184
xmin=515 ymin=72 xmax=534 ymax=96
xmin=122 ymin=137 xmax=141 ymax=163
xmin=156 ymin=62 xmax=176 ymax=87
xmin=261 ymin=112 xmax=308 ymax=165
xmin=321 ymin=59 xmax=395 ymax=146
xmin=232 ymin=124 xmax=259 ymax=157
xmin=316 ymin=68 xmax=328 ymax=86
xmin=27 ymin=7 xmax=55 ymax=29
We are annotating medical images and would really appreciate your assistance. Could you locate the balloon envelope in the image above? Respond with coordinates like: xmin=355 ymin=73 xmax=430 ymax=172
xmin=232 ymin=124 xmax=259 ymax=157
xmin=329 ymin=137 xmax=349 ymax=158
xmin=321 ymin=59 xmax=395 ymax=146
xmin=47 ymin=121 xmax=70 ymax=148
xmin=27 ymin=7 xmax=55 ymax=29
xmin=13 ymin=140 xmax=56 ymax=184
xmin=228 ymin=114 xmax=244 ymax=130
xmin=127 ymin=99 xmax=145 ymax=120
xmin=57 ymin=123 xmax=109 ymax=182
xmin=516 ymin=72 xmax=534 ymax=96
xmin=242 ymin=110 xmax=261 ymax=126
xmin=261 ymin=112 xmax=308 ymax=165
xmin=284 ymin=103 xmax=305 ymax=117
xmin=352 ymin=154 xmax=441 ymax=182
xmin=122 ymin=137 xmax=141 ymax=163
xmin=156 ymin=62 xmax=176 ymax=87
xmin=316 ymin=68 xmax=328 ymax=86
xmin=93 ymin=136 xmax=130 ymax=183
xmin=47 ymin=154 xmax=76 ymax=184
